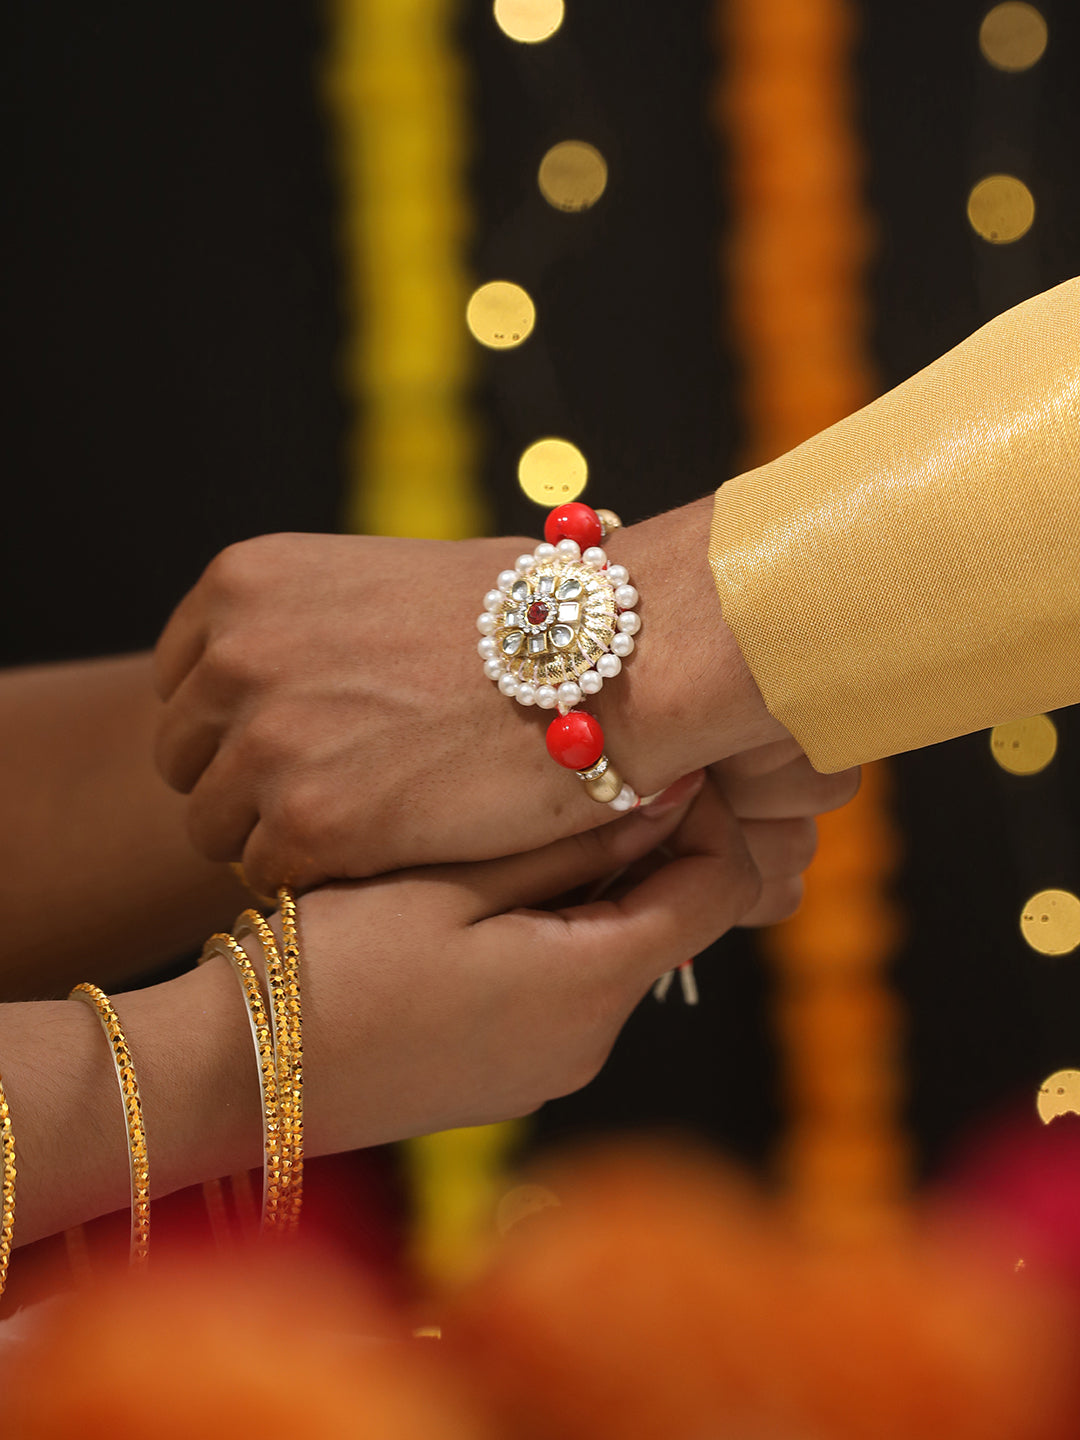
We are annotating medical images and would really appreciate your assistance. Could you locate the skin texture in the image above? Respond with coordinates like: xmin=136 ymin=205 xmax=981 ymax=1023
xmin=154 ymin=500 xmax=792 ymax=894
xmin=0 ymin=770 xmax=845 ymax=1249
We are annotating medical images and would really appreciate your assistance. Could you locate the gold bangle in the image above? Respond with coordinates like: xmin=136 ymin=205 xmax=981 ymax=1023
xmin=235 ymin=901 xmax=304 ymax=1234
xmin=200 ymin=932 xmax=282 ymax=1231
xmin=69 ymin=984 xmax=150 ymax=1268
xmin=0 ymin=1067 xmax=16 ymax=1300
xmin=277 ymin=886 xmax=304 ymax=1234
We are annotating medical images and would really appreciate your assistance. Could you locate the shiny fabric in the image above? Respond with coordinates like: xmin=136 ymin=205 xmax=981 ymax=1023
xmin=710 ymin=278 xmax=1080 ymax=772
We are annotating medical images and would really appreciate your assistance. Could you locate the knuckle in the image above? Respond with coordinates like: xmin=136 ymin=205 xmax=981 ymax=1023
xmin=269 ymin=779 xmax=327 ymax=855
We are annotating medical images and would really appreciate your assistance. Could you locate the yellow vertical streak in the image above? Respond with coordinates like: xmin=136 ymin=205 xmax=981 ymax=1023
xmin=324 ymin=0 xmax=487 ymax=539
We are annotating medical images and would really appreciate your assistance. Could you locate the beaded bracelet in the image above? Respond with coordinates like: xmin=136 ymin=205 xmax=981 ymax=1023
xmin=69 ymin=983 xmax=150 ymax=1268
xmin=0 ymin=1067 xmax=15 ymax=1301
xmin=477 ymin=502 xmax=642 ymax=810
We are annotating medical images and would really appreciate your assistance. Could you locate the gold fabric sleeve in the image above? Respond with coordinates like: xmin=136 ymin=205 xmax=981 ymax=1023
xmin=709 ymin=278 xmax=1080 ymax=772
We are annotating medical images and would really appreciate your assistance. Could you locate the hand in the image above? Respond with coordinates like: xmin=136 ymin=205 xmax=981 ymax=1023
xmin=153 ymin=504 xmax=789 ymax=893
xmin=276 ymin=771 xmax=795 ymax=1154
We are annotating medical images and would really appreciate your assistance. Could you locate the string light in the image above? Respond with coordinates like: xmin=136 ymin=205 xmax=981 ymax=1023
xmin=517 ymin=437 xmax=588 ymax=505
xmin=466 ymin=280 xmax=536 ymax=349
xmin=493 ymin=0 xmax=564 ymax=44
xmin=1020 ymin=889 xmax=1080 ymax=956
xmin=990 ymin=714 xmax=1057 ymax=775
xmin=538 ymin=141 xmax=608 ymax=212
xmin=967 ymin=174 xmax=1035 ymax=243
xmin=979 ymin=3 xmax=1048 ymax=72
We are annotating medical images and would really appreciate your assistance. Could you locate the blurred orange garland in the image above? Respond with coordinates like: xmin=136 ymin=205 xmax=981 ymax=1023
xmin=716 ymin=0 xmax=910 ymax=1236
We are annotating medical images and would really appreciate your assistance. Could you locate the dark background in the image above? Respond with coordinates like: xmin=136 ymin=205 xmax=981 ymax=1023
xmin=3 ymin=0 xmax=1079 ymax=1183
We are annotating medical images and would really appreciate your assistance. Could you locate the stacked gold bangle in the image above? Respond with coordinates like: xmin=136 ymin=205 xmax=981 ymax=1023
xmin=69 ymin=983 xmax=151 ymax=1268
xmin=0 ymin=1068 xmax=15 ymax=1301
xmin=205 ymin=885 xmax=304 ymax=1236
xmin=0 ymin=888 xmax=303 ymax=1299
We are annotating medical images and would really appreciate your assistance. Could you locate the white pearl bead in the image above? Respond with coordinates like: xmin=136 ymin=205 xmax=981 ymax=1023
xmin=515 ymin=553 xmax=536 ymax=574
xmin=582 ymin=546 xmax=607 ymax=569
xmin=497 ymin=569 xmax=518 ymax=593
xmin=614 ymin=584 xmax=639 ymax=610
xmin=484 ymin=589 xmax=503 ymax=613
xmin=498 ymin=672 xmax=519 ymax=697
xmin=606 ymin=564 xmax=629 ymax=587
xmin=533 ymin=542 xmax=556 ymax=562
xmin=609 ymin=784 xmax=637 ymax=812
xmin=579 ymin=669 xmax=603 ymax=695
xmin=478 ymin=636 xmax=498 ymax=660
xmin=597 ymin=653 xmax=622 ymax=679
xmin=535 ymin=685 xmax=558 ymax=709
xmin=477 ymin=612 xmax=497 ymax=635
xmin=557 ymin=681 xmax=582 ymax=708
xmin=555 ymin=538 xmax=581 ymax=560
xmin=616 ymin=611 xmax=640 ymax=636
xmin=611 ymin=632 xmax=635 ymax=657
xmin=515 ymin=683 xmax=536 ymax=706
xmin=483 ymin=657 xmax=505 ymax=681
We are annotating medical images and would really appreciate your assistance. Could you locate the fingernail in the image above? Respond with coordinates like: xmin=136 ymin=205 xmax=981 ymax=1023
xmin=639 ymin=769 xmax=706 ymax=818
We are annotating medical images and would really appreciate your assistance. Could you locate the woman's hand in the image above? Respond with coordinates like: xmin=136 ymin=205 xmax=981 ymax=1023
xmin=153 ymin=504 xmax=788 ymax=894
xmin=288 ymin=771 xmax=770 ymax=1154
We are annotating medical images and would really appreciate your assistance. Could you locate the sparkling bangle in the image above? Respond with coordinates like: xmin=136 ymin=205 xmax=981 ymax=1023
xmin=200 ymin=932 xmax=282 ymax=1233
xmin=235 ymin=889 xmax=304 ymax=1236
xmin=0 ymin=1067 xmax=15 ymax=1301
xmin=477 ymin=502 xmax=642 ymax=810
xmin=69 ymin=983 xmax=150 ymax=1268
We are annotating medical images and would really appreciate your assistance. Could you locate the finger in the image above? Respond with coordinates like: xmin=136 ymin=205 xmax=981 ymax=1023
xmin=711 ymin=735 xmax=804 ymax=781
xmin=153 ymin=587 xmax=210 ymax=702
xmin=185 ymin=744 xmax=261 ymax=864
xmin=715 ymin=755 xmax=860 ymax=820
xmin=460 ymin=771 xmax=708 ymax=922
xmin=738 ymin=875 xmax=805 ymax=928
xmin=242 ymin=815 xmax=330 ymax=896
xmin=154 ymin=668 xmax=228 ymax=793
xmin=557 ymin=790 xmax=762 ymax=987
xmin=741 ymin=816 xmax=818 ymax=881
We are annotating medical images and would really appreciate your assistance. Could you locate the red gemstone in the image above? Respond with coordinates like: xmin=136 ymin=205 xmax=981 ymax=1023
xmin=526 ymin=600 xmax=550 ymax=626
xmin=545 ymin=712 xmax=605 ymax=771
xmin=544 ymin=501 xmax=603 ymax=551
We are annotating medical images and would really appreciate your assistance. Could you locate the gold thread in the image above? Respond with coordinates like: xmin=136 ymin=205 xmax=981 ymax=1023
xmin=69 ymin=984 xmax=150 ymax=1267
xmin=201 ymin=933 xmax=283 ymax=1232
xmin=0 ymin=1068 xmax=15 ymax=1300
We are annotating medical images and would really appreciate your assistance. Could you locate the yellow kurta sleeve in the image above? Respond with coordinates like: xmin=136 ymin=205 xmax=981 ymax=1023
xmin=709 ymin=277 xmax=1080 ymax=772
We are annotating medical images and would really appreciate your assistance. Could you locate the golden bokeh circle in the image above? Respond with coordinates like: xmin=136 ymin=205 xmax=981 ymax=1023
xmin=496 ymin=1184 xmax=560 ymax=1237
xmin=538 ymin=141 xmax=609 ymax=213
xmin=967 ymin=174 xmax=1035 ymax=244
xmin=466 ymin=281 xmax=536 ymax=350
xmin=518 ymin=437 xmax=589 ymax=505
xmin=1020 ymin=889 xmax=1080 ymax=956
xmin=493 ymin=0 xmax=564 ymax=44
xmin=1037 ymin=1068 xmax=1080 ymax=1124
xmin=990 ymin=714 xmax=1058 ymax=775
xmin=979 ymin=3 xmax=1048 ymax=71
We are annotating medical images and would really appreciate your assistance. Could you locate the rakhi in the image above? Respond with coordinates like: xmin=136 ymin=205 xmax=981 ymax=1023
xmin=477 ymin=501 xmax=641 ymax=809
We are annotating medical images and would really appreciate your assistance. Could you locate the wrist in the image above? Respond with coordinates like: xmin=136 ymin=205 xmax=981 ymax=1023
xmin=596 ymin=495 xmax=786 ymax=791
xmin=0 ymin=961 xmax=260 ymax=1249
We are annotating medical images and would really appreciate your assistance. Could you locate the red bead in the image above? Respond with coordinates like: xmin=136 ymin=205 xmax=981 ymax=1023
xmin=526 ymin=600 xmax=550 ymax=626
xmin=544 ymin=502 xmax=603 ymax=552
xmin=545 ymin=712 xmax=605 ymax=771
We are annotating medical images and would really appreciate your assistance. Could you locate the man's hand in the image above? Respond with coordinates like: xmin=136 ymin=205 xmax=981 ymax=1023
xmin=153 ymin=507 xmax=792 ymax=893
